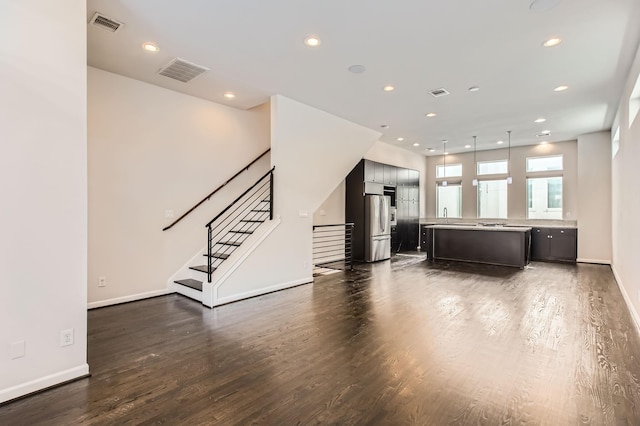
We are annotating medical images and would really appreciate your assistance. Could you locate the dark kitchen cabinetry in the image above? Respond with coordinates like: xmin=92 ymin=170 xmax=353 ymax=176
xmin=531 ymin=227 xmax=577 ymax=262
xmin=420 ymin=224 xmax=434 ymax=259
xmin=346 ymin=159 xmax=420 ymax=258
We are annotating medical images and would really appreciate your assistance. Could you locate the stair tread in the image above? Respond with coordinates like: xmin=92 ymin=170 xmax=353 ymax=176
xmin=229 ymin=229 xmax=254 ymax=234
xmin=203 ymin=252 xmax=230 ymax=260
xmin=240 ymin=220 xmax=264 ymax=223
xmin=174 ymin=279 xmax=203 ymax=292
xmin=219 ymin=240 xmax=242 ymax=246
xmin=251 ymin=209 xmax=270 ymax=212
xmin=189 ymin=265 xmax=211 ymax=273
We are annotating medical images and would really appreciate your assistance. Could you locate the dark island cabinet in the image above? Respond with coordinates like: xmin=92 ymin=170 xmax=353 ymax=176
xmin=531 ymin=227 xmax=577 ymax=262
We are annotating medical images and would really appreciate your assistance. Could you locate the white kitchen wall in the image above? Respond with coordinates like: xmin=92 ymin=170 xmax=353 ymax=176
xmin=87 ymin=67 xmax=270 ymax=307
xmin=313 ymin=182 xmax=346 ymax=226
xmin=577 ymin=131 xmax=612 ymax=263
xmin=611 ymin=43 xmax=640 ymax=328
xmin=215 ymin=95 xmax=380 ymax=301
xmin=425 ymin=141 xmax=578 ymax=221
xmin=0 ymin=0 xmax=88 ymax=402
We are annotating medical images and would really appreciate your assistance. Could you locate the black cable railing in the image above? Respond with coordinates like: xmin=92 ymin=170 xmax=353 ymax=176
xmin=312 ymin=223 xmax=354 ymax=272
xmin=206 ymin=167 xmax=275 ymax=283
xmin=163 ymin=149 xmax=270 ymax=231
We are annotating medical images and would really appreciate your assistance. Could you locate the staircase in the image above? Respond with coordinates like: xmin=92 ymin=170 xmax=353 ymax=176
xmin=171 ymin=166 xmax=275 ymax=302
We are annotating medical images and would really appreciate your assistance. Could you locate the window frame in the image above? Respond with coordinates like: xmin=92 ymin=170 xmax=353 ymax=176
xmin=525 ymin=155 xmax=563 ymax=173
xmin=477 ymin=160 xmax=508 ymax=176
xmin=436 ymin=182 xmax=462 ymax=219
xmin=476 ymin=178 xmax=508 ymax=219
xmin=436 ymin=163 xmax=462 ymax=178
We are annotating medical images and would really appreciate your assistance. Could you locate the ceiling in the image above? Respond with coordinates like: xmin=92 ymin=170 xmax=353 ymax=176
xmin=86 ymin=0 xmax=640 ymax=156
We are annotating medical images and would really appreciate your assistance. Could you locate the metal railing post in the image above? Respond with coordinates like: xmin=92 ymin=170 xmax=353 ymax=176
xmin=207 ymin=225 xmax=213 ymax=283
xmin=269 ymin=169 xmax=274 ymax=221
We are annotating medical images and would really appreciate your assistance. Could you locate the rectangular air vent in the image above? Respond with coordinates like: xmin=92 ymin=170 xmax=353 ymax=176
xmin=429 ymin=88 xmax=450 ymax=98
xmin=89 ymin=12 xmax=123 ymax=33
xmin=157 ymin=58 xmax=210 ymax=83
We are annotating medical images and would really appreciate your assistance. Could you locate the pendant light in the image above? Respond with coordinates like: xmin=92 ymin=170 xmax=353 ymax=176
xmin=442 ymin=140 xmax=448 ymax=186
xmin=506 ymin=131 xmax=513 ymax=184
xmin=472 ymin=136 xmax=478 ymax=186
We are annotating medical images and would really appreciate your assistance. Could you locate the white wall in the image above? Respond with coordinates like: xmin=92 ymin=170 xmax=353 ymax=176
xmin=612 ymin=43 xmax=640 ymax=327
xmin=0 ymin=0 xmax=88 ymax=402
xmin=88 ymin=67 xmax=270 ymax=307
xmin=215 ymin=95 xmax=380 ymax=301
xmin=577 ymin=131 xmax=612 ymax=263
xmin=313 ymin=182 xmax=346 ymax=226
xmin=425 ymin=141 xmax=578 ymax=221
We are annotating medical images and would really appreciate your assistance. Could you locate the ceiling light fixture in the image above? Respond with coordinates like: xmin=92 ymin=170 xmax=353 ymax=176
xmin=426 ymin=112 xmax=437 ymax=118
xmin=383 ymin=85 xmax=395 ymax=92
xmin=540 ymin=141 xmax=548 ymax=145
xmin=507 ymin=130 xmax=513 ymax=184
xmin=543 ymin=37 xmax=562 ymax=47
xmin=465 ymin=145 xmax=472 ymax=148
xmin=223 ymin=91 xmax=236 ymax=99
xmin=554 ymin=85 xmax=569 ymax=92
xmin=142 ymin=42 xmax=159 ymax=53
xmin=468 ymin=86 xmax=480 ymax=92
xmin=304 ymin=35 xmax=321 ymax=47
xmin=413 ymin=143 xmax=420 ymax=147
xmin=534 ymin=117 xmax=547 ymax=123
xmin=429 ymin=148 xmax=435 ymax=152
xmin=397 ymin=137 xmax=404 ymax=141
xmin=497 ymin=140 xmax=504 ymax=145
xmin=380 ymin=124 xmax=389 ymax=128
xmin=472 ymin=136 xmax=478 ymax=187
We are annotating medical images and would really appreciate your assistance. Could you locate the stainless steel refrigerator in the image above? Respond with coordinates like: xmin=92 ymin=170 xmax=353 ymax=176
xmin=364 ymin=195 xmax=391 ymax=262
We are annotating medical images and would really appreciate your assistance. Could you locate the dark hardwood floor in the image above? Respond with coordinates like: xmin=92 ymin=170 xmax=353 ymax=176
xmin=2 ymin=257 xmax=640 ymax=425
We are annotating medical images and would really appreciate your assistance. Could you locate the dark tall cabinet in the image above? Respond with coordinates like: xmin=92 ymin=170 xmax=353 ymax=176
xmin=346 ymin=159 xmax=420 ymax=260
xmin=530 ymin=227 xmax=577 ymax=262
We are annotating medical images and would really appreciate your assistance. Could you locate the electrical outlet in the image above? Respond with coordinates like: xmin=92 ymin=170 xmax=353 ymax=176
xmin=60 ymin=329 xmax=74 ymax=347
xmin=98 ymin=277 xmax=106 ymax=287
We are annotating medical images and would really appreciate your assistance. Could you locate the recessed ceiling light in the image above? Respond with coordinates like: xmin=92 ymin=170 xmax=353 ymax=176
xmin=413 ymin=143 xmax=420 ymax=147
xmin=465 ymin=144 xmax=472 ymax=148
xmin=426 ymin=112 xmax=437 ymax=118
xmin=554 ymin=85 xmax=569 ymax=92
xmin=223 ymin=91 xmax=236 ymax=99
xmin=380 ymin=124 xmax=389 ymax=128
xmin=142 ymin=42 xmax=159 ymax=53
xmin=304 ymin=35 xmax=321 ymax=47
xmin=428 ymin=148 xmax=435 ymax=152
xmin=541 ymin=130 xmax=551 ymax=135
xmin=468 ymin=86 xmax=480 ymax=92
xmin=442 ymin=140 xmax=448 ymax=144
xmin=534 ymin=117 xmax=547 ymax=123
xmin=444 ymin=152 xmax=449 ymax=155
xmin=348 ymin=64 xmax=366 ymax=74
xmin=383 ymin=85 xmax=395 ymax=92
xmin=543 ymin=37 xmax=562 ymax=47
xmin=497 ymin=140 xmax=504 ymax=145
xmin=397 ymin=137 xmax=404 ymax=141
xmin=540 ymin=141 xmax=548 ymax=145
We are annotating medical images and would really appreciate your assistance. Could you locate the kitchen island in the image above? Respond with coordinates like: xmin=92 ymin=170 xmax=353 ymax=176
xmin=424 ymin=224 xmax=532 ymax=268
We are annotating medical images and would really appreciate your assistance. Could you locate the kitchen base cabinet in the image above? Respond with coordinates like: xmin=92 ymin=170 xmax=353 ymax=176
xmin=531 ymin=227 xmax=577 ymax=262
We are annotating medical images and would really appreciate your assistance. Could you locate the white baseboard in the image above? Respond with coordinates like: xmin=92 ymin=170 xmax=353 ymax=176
xmin=0 ymin=364 xmax=89 ymax=404
xmin=87 ymin=289 xmax=172 ymax=309
xmin=611 ymin=265 xmax=640 ymax=336
xmin=212 ymin=277 xmax=313 ymax=307
xmin=577 ymin=258 xmax=611 ymax=265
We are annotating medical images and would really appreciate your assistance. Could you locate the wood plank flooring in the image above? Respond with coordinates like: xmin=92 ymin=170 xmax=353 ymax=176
xmin=2 ymin=258 xmax=640 ymax=425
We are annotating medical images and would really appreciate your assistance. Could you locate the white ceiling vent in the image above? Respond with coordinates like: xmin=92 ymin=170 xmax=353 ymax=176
xmin=157 ymin=58 xmax=210 ymax=83
xmin=429 ymin=88 xmax=450 ymax=98
xmin=89 ymin=12 xmax=123 ymax=33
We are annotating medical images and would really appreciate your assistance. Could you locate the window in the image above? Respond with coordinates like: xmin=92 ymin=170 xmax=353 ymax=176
xmin=477 ymin=179 xmax=507 ymax=219
xmin=477 ymin=160 xmax=507 ymax=175
xmin=436 ymin=164 xmax=462 ymax=178
xmin=526 ymin=155 xmax=562 ymax=172
xmin=630 ymin=73 xmax=640 ymax=129
xmin=436 ymin=184 xmax=461 ymax=218
xmin=527 ymin=177 xmax=562 ymax=219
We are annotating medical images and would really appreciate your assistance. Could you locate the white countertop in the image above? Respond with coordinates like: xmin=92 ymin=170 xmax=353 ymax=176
xmin=425 ymin=224 xmax=532 ymax=232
